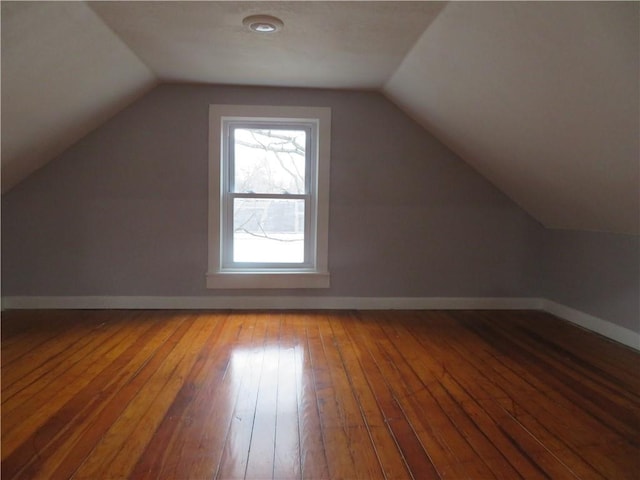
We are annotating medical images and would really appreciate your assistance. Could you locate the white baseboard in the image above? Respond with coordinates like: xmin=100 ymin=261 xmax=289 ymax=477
xmin=0 ymin=295 xmax=540 ymax=311
xmin=1 ymin=295 xmax=637 ymax=350
xmin=540 ymin=299 xmax=639 ymax=351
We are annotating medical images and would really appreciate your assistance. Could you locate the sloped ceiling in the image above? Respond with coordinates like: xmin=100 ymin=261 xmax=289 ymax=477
xmin=1 ymin=1 xmax=638 ymax=234
xmin=1 ymin=1 xmax=158 ymax=192
xmin=385 ymin=1 xmax=639 ymax=235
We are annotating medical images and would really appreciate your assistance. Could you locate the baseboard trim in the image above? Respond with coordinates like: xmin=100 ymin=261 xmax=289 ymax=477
xmin=540 ymin=299 xmax=639 ymax=351
xmin=0 ymin=295 xmax=540 ymax=311
xmin=2 ymin=295 xmax=637 ymax=350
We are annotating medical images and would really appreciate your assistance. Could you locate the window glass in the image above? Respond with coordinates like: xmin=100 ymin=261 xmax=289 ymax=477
xmin=233 ymin=198 xmax=305 ymax=263
xmin=233 ymin=128 xmax=306 ymax=194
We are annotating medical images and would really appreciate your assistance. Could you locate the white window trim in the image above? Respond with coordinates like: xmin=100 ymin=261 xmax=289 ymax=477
xmin=207 ymin=105 xmax=331 ymax=289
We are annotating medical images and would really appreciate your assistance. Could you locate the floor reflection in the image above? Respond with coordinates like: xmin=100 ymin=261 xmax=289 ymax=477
xmin=217 ymin=344 xmax=303 ymax=478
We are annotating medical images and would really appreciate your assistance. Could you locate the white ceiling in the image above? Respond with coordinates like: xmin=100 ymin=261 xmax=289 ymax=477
xmin=1 ymin=1 xmax=638 ymax=234
xmin=89 ymin=1 xmax=444 ymax=88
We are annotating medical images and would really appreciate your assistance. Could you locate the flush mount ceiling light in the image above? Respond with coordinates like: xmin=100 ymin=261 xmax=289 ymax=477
xmin=242 ymin=14 xmax=284 ymax=33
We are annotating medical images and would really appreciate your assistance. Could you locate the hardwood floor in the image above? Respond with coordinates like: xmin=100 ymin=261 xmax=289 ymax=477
xmin=1 ymin=309 xmax=638 ymax=479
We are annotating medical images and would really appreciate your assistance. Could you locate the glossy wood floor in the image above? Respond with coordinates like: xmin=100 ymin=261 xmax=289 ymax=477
xmin=2 ymin=310 xmax=639 ymax=479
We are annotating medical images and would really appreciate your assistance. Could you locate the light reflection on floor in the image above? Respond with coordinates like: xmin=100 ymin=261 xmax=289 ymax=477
xmin=217 ymin=344 xmax=304 ymax=477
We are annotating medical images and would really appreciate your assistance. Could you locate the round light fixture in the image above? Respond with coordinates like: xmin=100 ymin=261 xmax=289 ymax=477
xmin=243 ymin=14 xmax=283 ymax=33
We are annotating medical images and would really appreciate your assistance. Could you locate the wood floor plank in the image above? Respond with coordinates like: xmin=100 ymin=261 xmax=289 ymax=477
xmin=2 ymin=312 xmax=132 ymax=407
xmin=272 ymin=314 xmax=302 ymax=480
xmin=127 ymin=312 xmax=241 ymax=479
xmin=318 ymin=313 xmax=385 ymax=480
xmin=498 ymin=310 xmax=640 ymax=389
xmin=244 ymin=319 xmax=282 ymax=479
xmin=342 ymin=313 xmax=442 ymax=479
xmin=6 ymin=312 xmax=193 ymax=480
xmin=364 ymin=314 xmax=500 ymax=479
xmin=215 ymin=316 xmax=271 ymax=480
xmin=306 ymin=316 xmax=360 ymax=479
xmin=480 ymin=311 xmax=639 ymax=408
xmin=433 ymin=314 xmax=620 ymax=453
xmin=67 ymin=314 xmax=217 ymax=479
xmin=394 ymin=311 xmax=618 ymax=479
xmin=1 ymin=311 xmax=94 ymax=365
xmin=373 ymin=310 xmax=581 ymax=479
xmin=295 ymin=313 xmax=331 ymax=480
xmin=328 ymin=314 xmax=412 ymax=480
xmin=460 ymin=311 xmax=639 ymax=444
xmin=1 ymin=314 xmax=150 ymax=458
xmin=445 ymin=312 xmax=618 ymax=479
xmin=2 ymin=315 xmax=92 ymax=380
xmin=1 ymin=309 xmax=638 ymax=480
xmin=1 ymin=313 xmax=184 ymax=479
xmin=170 ymin=313 xmax=258 ymax=480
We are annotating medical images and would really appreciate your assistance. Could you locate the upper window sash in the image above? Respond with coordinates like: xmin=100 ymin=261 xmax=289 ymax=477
xmin=224 ymin=122 xmax=314 ymax=195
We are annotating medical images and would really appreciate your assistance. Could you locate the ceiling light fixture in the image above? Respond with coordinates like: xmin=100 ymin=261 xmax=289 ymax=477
xmin=243 ymin=14 xmax=283 ymax=33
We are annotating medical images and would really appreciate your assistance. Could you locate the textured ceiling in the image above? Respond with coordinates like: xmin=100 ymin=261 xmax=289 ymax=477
xmin=1 ymin=1 xmax=638 ymax=234
xmin=89 ymin=1 xmax=444 ymax=88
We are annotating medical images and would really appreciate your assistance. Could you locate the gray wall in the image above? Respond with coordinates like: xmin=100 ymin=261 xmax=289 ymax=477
xmin=2 ymin=85 xmax=537 ymax=298
xmin=3 ymin=84 xmax=637 ymax=335
xmin=539 ymin=229 xmax=639 ymax=333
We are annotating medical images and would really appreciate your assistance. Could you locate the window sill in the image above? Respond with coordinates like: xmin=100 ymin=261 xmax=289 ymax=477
xmin=206 ymin=271 xmax=330 ymax=289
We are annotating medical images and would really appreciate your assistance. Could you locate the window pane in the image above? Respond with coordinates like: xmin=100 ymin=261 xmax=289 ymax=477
xmin=233 ymin=128 xmax=306 ymax=194
xmin=233 ymin=198 xmax=305 ymax=263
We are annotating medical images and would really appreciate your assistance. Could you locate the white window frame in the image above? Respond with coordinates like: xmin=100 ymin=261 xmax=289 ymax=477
xmin=207 ymin=105 xmax=331 ymax=289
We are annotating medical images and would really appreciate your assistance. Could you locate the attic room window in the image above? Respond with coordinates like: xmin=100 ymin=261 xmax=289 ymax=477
xmin=207 ymin=105 xmax=331 ymax=288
